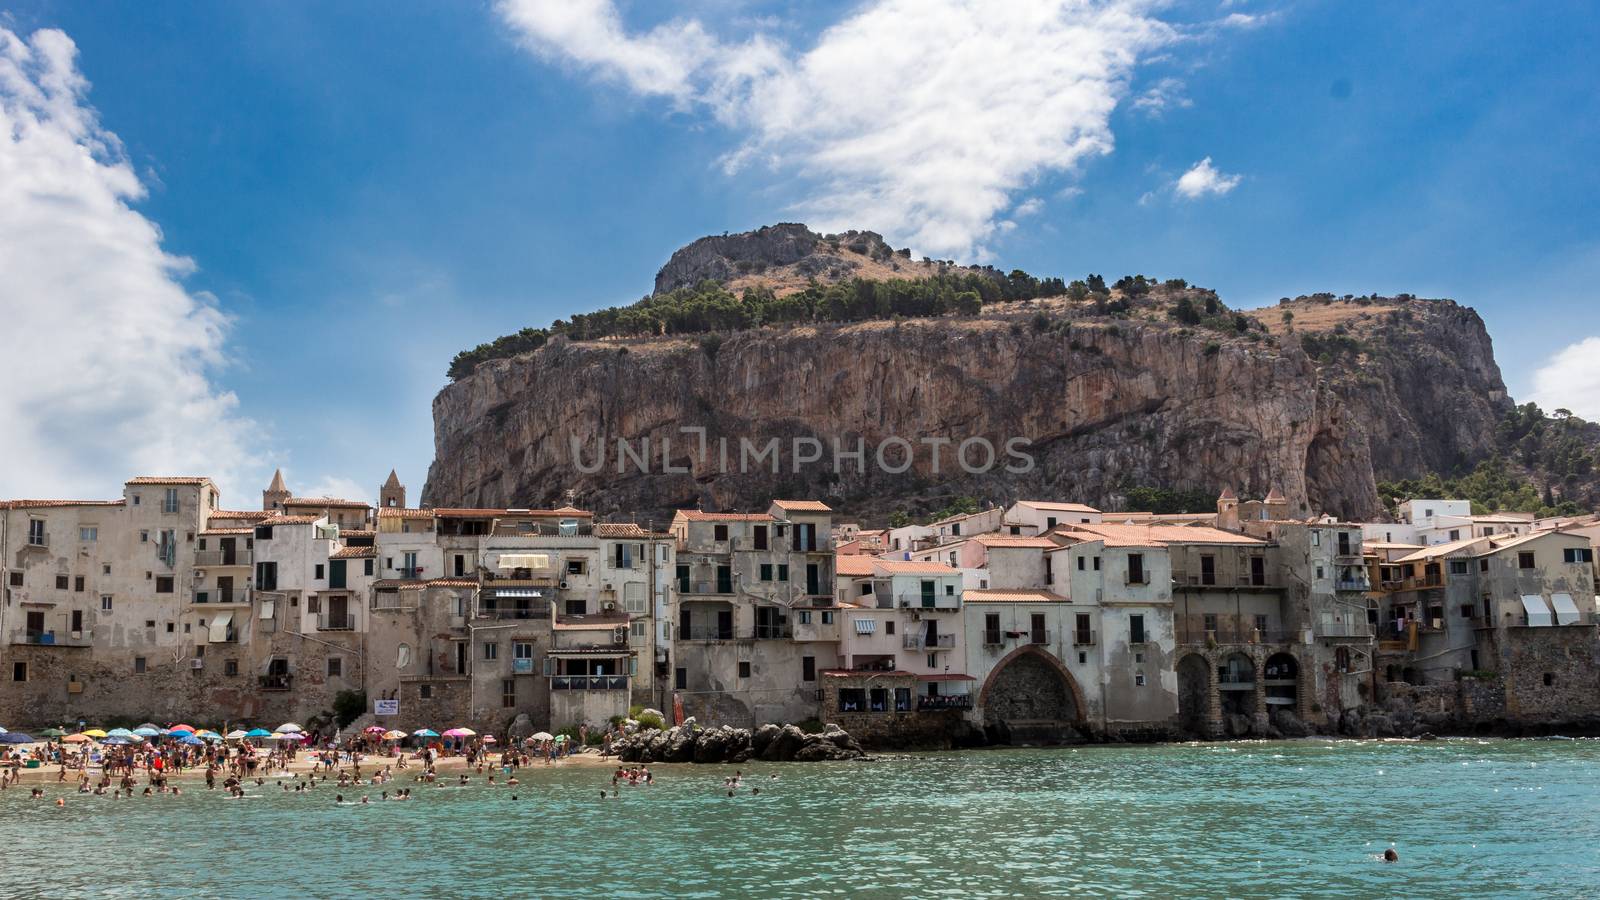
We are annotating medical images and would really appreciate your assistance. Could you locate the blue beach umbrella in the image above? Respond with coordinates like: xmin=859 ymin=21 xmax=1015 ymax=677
xmin=133 ymin=727 xmax=161 ymax=738
xmin=177 ymin=734 xmax=204 ymax=745
xmin=106 ymin=728 xmax=134 ymax=739
xmin=244 ymin=728 xmax=272 ymax=738
xmin=196 ymin=730 xmax=223 ymax=741
xmin=0 ymin=733 xmax=34 ymax=744
xmin=412 ymin=728 xmax=439 ymax=738
xmin=103 ymin=736 xmax=135 ymax=745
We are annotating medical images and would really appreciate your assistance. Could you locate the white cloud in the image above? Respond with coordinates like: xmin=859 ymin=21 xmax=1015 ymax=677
xmin=1014 ymin=197 xmax=1044 ymax=217
xmin=296 ymin=474 xmax=370 ymax=503
xmin=496 ymin=0 xmax=1185 ymax=259
xmin=1174 ymin=156 xmax=1242 ymax=199
xmin=0 ymin=28 xmax=262 ymax=501
xmin=1132 ymin=76 xmax=1191 ymax=117
xmin=1530 ymin=336 xmax=1600 ymax=420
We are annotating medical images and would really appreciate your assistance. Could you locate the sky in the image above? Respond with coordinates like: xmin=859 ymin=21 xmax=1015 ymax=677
xmin=1 ymin=0 xmax=1597 ymax=507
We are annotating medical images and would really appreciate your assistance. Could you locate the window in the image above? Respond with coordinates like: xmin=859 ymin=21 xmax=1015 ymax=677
xmin=307 ymin=595 xmax=321 ymax=614
xmin=7 ymin=572 xmax=20 ymax=587
xmin=502 ymin=679 xmax=516 ymax=707
xmin=101 ymin=595 xmax=113 ymax=612
xmin=1255 ymin=614 xmax=1269 ymax=635
xmin=1449 ymin=560 xmax=1470 ymax=575
xmin=853 ymin=618 xmax=877 ymax=634
xmin=777 ymin=564 xmax=789 ymax=582
xmin=1093 ymin=556 xmax=1101 ymax=571
xmin=56 ymin=575 xmax=69 ymax=590
xmin=1564 ymin=548 xmax=1595 ymax=564
xmin=1544 ymin=673 xmax=1556 ymax=687
xmin=631 ymin=620 xmax=646 ymax=639
xmin=166 ymin=622 xmax=175 ymax=633
xmin=1480 ymin=558 xmax=1490 ymax=573
xmin=162 ymin=488 xmax=179 ymax=513
xmin=566 ymin=559 xmax=586 ymax=575
xmin=483 ymin=642 xmax=499 ymax=660
xmin=1046 ymin=516 xmax=1058 ymax=529
xmin=1129 ymin=614 xmax=1146 ymax=644
xmin=131 ymin=494 xmax=140 ymax=506
xmin=1077 ymin=556 xmax=1085 ymax=571
xmin=1135 ymin=673 xmax=1147 ymax=687
xmin=419 ymin=684 xmax=433 ymax=700
xmin=1449 ymin=529 xmax=1461 ymax=541
xmin=28 ymin=519 xmax=46 ymax=546
xmin=156 ymin=576 xmax=174 ymax=593
xmin=12 ymin=662 xmax=25 ymax=682
xmin=984 ymin=613 xmax=1001 ymax=645
xmin=675 ymin=667 xmax=687 ymax=690
xmin=134 ymin=657 xmax=147 ymax=674
xmin=802 ymin=656 xmax=816 ymax=681
xmin=1315 ymin=566 xmax=1325 ymax=580
xmin=224 ymin=659 xmax=239 ymax=676
xmin=926 ymin=653 xmax=937 ymax=668
xmin=1460 ymin=604 xmax=1476 ymax=619
xmin=80 ymin=527 xmax=97 ymax=542
xmin=820 ymin=611 xmax=834 ymax=625
xmin=145 ymin=620 xmax=156 ymax=628
xmin=739 ymin=661 xmax=752 ymax=679
xmin=1127 ymin=553 xmax=1145 ymax=584
xmin=139 ymin=530 xmax=148 ymax=543
xmin=256 ymin=561 xmax=278 ymax=591
xmin=713 ymin=524 xmax=729 ymax=541
xmin=315 ymin=564 xmax=325 ymax=580
xmin=327 ymin=658 xmax=343 ymax=677
xmin=797 ymin=610 xmax=812 ymax=625
xmin=760 ymin=563 xmax=773 ymax=581
xmin=1519 ymin=552 xmax=1536 ymax=570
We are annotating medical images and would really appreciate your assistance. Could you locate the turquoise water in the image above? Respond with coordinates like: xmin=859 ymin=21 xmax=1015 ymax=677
xmin=3 ymin=739 xmax=1599 ymax=898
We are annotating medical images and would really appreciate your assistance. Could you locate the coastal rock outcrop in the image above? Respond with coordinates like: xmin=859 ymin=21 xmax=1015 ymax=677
xmin=616 ymin=722 xmax=863 ymax=763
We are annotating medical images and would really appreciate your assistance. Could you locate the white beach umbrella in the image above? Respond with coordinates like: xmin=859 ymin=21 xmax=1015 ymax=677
xmin=277 ymin=723 xmax=304 ymax=733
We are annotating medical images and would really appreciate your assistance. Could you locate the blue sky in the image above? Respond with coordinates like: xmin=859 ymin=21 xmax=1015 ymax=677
xmin=1 ymin=0 xmax=1597 ymax=506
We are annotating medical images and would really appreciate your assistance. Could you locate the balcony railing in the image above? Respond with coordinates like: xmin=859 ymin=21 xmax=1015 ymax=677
xmin=550 ymin=674 xmax=629 ymax=691
xmin=195 ymin=549 xmax=252 ymax=567
xmin=24 ymin=533 xmax=49 ymax=550
xmin=1028 ymin=630 xmax=1050 ymax=645
xmin=1072 ymin=630 xmax=1096 ymax=646
xmin=319 ymin=615 xmax=356 ymax=632
xmin=903 ymin=634 xmax=956 ymax=649
xmin=1335 ymin=577 xmax=1371 ymax=592
xmin=10 ymin=629 xmax=92 ymax=647
xmin=893 ymin=594 xmax=960 ymax=611
xmin=681 ymin=627 xmax=735 ymax=641
xmin=751 ymin=625 xmax=792 ymax=640
xmin=481 ymin=606 xmax=550 ymax=620
xmin=918 ymin=694 xmax=972 ymax=711
xmin=193 ymin=589 xmax=250 ymax=605
xmin=1316 ymin=621 xmax=1374 ymax=638
xmin=1179 ymin=623 xmax=1295 ymax=645
xmin=395 ymin=567 xmax=422 ymax=580
xmin=259 ymin=674 xmax=293 ymax=691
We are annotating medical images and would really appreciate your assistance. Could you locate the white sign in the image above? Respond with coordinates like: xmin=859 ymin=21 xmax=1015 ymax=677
xmin=374 ymin=699 xmax=399 ymax=716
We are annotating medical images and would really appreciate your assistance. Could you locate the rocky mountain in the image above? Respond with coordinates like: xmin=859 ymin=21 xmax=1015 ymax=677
xmin=654 ymin=222 xmax=950 ymax=296
xmin=423 ymin=226 xmax=1596 ymax=523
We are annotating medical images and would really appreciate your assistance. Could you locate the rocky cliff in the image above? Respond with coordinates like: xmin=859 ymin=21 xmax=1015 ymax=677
xmin=424 ymin=243 xmax=1524 ymax=521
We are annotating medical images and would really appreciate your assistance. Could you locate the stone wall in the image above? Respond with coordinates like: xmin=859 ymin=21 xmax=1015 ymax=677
xmin=1490 ymin=626 xmax=1600 ymax=726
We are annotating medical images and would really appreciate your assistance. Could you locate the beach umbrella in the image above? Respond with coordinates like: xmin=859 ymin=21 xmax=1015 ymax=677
xmin=277 ymin=723 xmax=304 ymax=733
xmin=244 ymin=728 xmax=272 ymax=738
xmin=225 ymin=730 xmax=249 ymax=740
xmin=106 ymin=728 xmax=134 ymax=739
xmin=271 ymin=732 xmax=306 ymax=742
xmin=483 ymin=735 xmax=497 ymax=744
xmin=363 ymin=725 xmax=387 ymax=735
xmin=82 ymin=728 xmax=108 ymax=738
xmin=530 ymin=732 xmax=554 ymax=742
xmin=442 ymin=727 xmax=475 ymax=737
xmin=39 ymin=727 xmax=65 ymax=738
xmin=196 ymin=730 xmax=222 ymax=741
xmin=168 ymin=724 xmax=197 ymax=733
xmin=0 ymin=733 xmax=34 ymax=744
xmin=133 ymin=727 xmax=160 ymax=738
xmin=0 ymin=726 xmax=7 ymax=734
xmin=137 ymin=723 xmax=159 ymax=730
xmin=412 ymin=728 xmax=439 ymax=738
xmin=61 ymin=733 xmax=93 ymax=743
xmin=383 ymin=730 xmax=407 ymax=740
xmin=103 ymin=736 xmax=135 ymax=745
xmin=177 ymin=734 xmax=204 ymax=745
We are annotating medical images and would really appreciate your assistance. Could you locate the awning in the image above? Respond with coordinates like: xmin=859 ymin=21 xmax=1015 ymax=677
xmin=258 ymin=600 xmax=275 ymax=620
xmin=1551 ymin=593 xmax=1581 ymax=626
xmin=1520 ymin=595 xmax=1552 ymax=627
xmin=852 ymin=618 xmax=877 ymax=634
xmin=496 ymin=553 xmax=551 ymax=571
xmin=918 ymin=673 xmax=976 ymax=682
xmin=493 ymin=588 xmax=542 ymax=598
xmin=209 ymin=611 xmax=234 ymax=643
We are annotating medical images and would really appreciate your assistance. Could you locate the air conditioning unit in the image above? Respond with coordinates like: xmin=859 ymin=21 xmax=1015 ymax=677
xmin=602 ymin=582 xmax=615 ymax=593
xmin=612 ymin=627 xmax=627 ymax=644
xmin=603 ymin=601 xmax=617 ymax=612
xmin=191 ymin=658 xmax=204 ymax=669
xmin=559 ymin=580 xmax=569 ymax=590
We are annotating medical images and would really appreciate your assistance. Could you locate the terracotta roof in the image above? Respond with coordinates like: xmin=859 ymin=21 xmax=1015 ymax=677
xmin=973 ymin=534 xmax=1059 ymax=548
xmin=920 ymin=673 xmax=977 ymax=681
xmin=835 ymin=556 xmax=878 ymax=577
xmin=1218 ymin=487 xmax=1237 ymax=501
xmin=256 ymin=515 xmax=321 ymax=526
xmin=595 ymin=523 xmax=658 ymax=538
xmin=330 ymin=546 xmax=376 ymax=559
xmin=964 ymin=588 xmax=1068 ymax=603
xmin=1264 ymin=487 xmax=1287 ymax=503
xmin=672 ymin=510 xmax=772 ymax=522
xmin=871 ymin=560 xmax=960 ymax=576
xmin=1052 ymin=527 xmax=1163 ymax=549
xmin=1015 ymin=501 xmax=1101 ymax=513
xmin=284 ymin=497 xmax=371 ymax=509
xmin=200 ymin=528 xmax=255 ymax=536
xmin=377 ymin=508 xmax=436 ymax=519
xmin=554 ymin=612 xmax=630 ymax=631
xmin=1058 ymin=522 xmax=1264 ymax=547
xmin=434 ymin=508 xmax=509 ymax=518
xmin=2 ymin=499 xmax=124 ymax=509
xmin=1363 ymin=541 xmax=1424 ymax=551
xmin=126 ymin=476 xmax=212 ymax=485
xmin=210 ymin=510 xmax=275 ymax=521
xmin=1394 ymin=535 xmax=1487 ymax=563
xmin=338 ymin=529 xmax=375 ymax=538
xmin=772 ymin=500 xmax=833 ymax=512
xmin=372 ymin=577 xmax=478 ymax=590
xmin=550 ymin=505 xmax=593 ymax=516
xmin=425 ymin=578 xmax=479 ymax=588
xmin=383 ymin=470 xmax=403 ymax=488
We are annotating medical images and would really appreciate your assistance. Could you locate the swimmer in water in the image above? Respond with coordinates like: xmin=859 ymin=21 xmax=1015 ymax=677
xmin=336 ymin=794 xmax=344 ymax=803
xmin=1383 ymin=848 xmax=1399 ymax=862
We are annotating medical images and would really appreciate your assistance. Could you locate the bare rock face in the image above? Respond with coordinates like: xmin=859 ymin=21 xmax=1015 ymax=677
xmin=654 ymin=223 xmax=822 ymax=293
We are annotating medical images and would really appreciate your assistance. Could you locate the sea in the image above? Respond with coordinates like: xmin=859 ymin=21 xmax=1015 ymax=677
xmin=2 ymin=738 xmax=1597 ymax=898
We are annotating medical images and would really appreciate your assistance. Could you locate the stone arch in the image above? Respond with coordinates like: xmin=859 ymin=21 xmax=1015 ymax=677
xmin=1176 ymin=653 xmax=1213 ymax=734
xmin=1218 ymin=651 xmax=1256 ymax=718
xmin=1263 ymin=652 xmax=1299 ymax=711
xmin=977 ymin=645 xmax=1088 ymax=728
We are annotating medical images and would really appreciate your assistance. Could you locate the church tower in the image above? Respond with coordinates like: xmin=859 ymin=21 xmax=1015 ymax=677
xmin=380 ymin=469 xmax=406 ymax=509
xmin=263 ymin=469 xmax=290 ymax=512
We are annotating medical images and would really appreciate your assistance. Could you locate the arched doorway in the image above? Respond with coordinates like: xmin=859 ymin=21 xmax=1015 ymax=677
xmin=979 ymin=647 xmax=1085 ymax=743
xmin=1177 ymin=654 xmax=1212 ymax=735
xmin=1218 ymin=652 xmax=1256 ymax=718
xmin=1263 ymin=653 xmax=1298 ymax=711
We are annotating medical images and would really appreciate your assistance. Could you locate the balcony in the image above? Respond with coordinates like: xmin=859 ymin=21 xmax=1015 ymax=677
xmin=1179 ymin=619 xmax=1295 ymax=646
xmin=395 ymin=566 xmax=422 ymax=580
xmin=1027 ymin=630 xmax=1051 ymax=645
xmin=481 ymin=605 xmax=550 ymax=620
xmin=192 ymin=589 xmax=251 ymax=606
xmin=550 ymin=674 xmax=629 ymax=691
xmin=1315 ymin=621 xmax=1374 ymax=639
xmin=1072 ymin=630 xmax=1097 ymax=646
xmin=903 ymin=634 xmax=956 ymax=650
xmin=22 ymin=533 xmax=49 ymax=551
xmin=751 ymin=624 xmax=792 ymax=640
xmin=259 ymin=674 xmax=293 ymax=691
xmin=9 ymin=629 xmax=92 ymax=647
xmin=681 ymin=627 xmax=736 ymax=641
xmin=318 ymin=614 xmax=357 ymax=632
xmin=685 ymin=581 xmax=735 ymax=596
xmin=1335 ymin=577 xmax=1371 ymax=592
xmin=918 ymin=694 xmax=972 ymax=711
xmin=893 ymin=594 xmax=960 ymax=611
xmin=195 ymin=549 xmax=252 ymax=567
